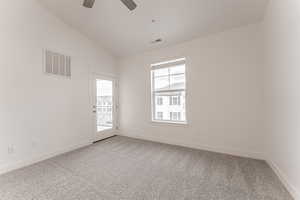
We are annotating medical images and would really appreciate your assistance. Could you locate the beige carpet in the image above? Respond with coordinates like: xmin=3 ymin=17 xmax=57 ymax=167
xmin=0 ymin=136 xmax=293 ymax=200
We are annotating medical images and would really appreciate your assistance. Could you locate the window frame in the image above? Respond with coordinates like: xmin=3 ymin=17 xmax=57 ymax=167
xmin=150 ymin=58 xmax=187 ymax=125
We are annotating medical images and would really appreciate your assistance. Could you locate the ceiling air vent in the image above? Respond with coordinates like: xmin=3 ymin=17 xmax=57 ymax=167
xmin=45 ymin=49 xmax=71 ymax=78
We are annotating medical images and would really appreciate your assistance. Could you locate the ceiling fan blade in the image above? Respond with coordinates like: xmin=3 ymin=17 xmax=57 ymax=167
xmin=83 ymin=0 xmax=95 ymax=8
xmin=120 ymin=0 xmax=137 ymax=11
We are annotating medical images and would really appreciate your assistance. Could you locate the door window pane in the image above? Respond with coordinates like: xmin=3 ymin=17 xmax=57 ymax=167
xmin=96 ymin=80 xmax=113 ymax=131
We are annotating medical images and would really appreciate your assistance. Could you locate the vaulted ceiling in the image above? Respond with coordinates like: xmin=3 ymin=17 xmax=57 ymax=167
xmin=39 ymin=0 xmax=269 ymax=57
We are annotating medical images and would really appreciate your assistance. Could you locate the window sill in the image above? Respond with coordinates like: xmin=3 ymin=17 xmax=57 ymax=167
xmin=151 ymin=120 xmax=188 ymax=126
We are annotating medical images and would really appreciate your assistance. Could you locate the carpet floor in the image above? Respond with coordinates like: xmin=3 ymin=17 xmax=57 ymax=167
xmin=0 ymin=136 xmax=293 ymax=200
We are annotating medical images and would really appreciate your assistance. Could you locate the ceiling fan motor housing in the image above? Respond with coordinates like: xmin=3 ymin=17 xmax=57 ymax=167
xmin=83 ymin=0 xmax=137 ymax=11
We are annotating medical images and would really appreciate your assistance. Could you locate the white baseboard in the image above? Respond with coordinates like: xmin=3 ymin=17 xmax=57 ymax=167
xmin=118 ymin=131 xmax=264 ymax=160
xmin=267 ymin=159 xmax=300 ymax=200
xmin=0 ymin=141 xmax=92 ymax=176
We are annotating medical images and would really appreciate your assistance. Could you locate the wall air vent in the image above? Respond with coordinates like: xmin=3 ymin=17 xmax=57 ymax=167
xmin=151 ymin=38 xmax=163 ymax=44
xmin=44 ymin=49 xmax=71 ymax=78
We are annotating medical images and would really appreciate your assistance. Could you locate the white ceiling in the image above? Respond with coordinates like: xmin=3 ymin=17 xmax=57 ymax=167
xmin=39 ymin=0 xmax=269 ymax=58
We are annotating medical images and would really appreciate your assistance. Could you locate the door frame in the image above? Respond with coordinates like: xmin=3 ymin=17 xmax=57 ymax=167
xmin=91 ymin=73 xmax=118 ymax=142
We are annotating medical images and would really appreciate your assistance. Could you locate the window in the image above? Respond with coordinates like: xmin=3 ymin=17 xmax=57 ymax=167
xmin=151 ymin=58 xmax=186 ymax=123
xmin=96 ymin=79 xmax=114 ymax=132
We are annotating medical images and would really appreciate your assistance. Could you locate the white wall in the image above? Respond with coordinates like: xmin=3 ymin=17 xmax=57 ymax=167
xmin=118 ymin=23 xmax=265 ymax=159
xmin=0 ymin=0 xmax=117 ymax=174
xmin=2 ymin=1 xmax=298 ymax=198
xmin=263 ymin=0 xmax=300 ymax=198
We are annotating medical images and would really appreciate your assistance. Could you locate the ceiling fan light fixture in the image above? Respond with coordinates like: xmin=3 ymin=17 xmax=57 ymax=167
xmin=82 ymin=0 xmax=137 ymax=11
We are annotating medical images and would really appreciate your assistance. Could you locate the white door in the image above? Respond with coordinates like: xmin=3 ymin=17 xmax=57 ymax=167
xmin=92 ymin=75 xmax=117 ymax=142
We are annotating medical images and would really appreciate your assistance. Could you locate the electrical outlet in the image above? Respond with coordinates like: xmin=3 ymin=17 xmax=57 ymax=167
xmin=7 ymin=146 xmax=14 ymax=154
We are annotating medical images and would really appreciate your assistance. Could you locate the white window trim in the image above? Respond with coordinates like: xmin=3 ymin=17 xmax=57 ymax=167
xmin=151 ymin=58 xmax=186 ymax=70
xmin=150 ymin=58 xmax=187 ymax=125
xmin=151 ymin=119 xmax=188 ymax=126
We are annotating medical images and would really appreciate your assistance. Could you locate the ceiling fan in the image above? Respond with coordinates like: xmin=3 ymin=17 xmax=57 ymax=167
xmin=83 ymin=0 xmax=137 ymax=11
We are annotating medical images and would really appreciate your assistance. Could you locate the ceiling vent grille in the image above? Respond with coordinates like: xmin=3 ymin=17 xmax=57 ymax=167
xmin=45 ymin=50 xmax=71 ymax=78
